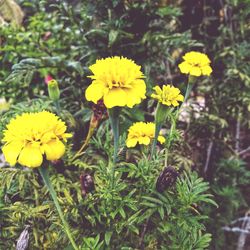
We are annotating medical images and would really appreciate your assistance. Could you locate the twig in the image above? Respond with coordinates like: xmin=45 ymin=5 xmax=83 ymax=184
xmin=235 ymin=116 xmax=241 ymax=153
xmin=165 ymin=57 xmax=172 ymax=82
xmin=204 ymin=141 xmax=213 ymax=175
xmin=231 ymin=217 xmax=250 ymax=225
xmin=139 ymin=218 xmax=150 ymax=250
xmin=222 ymin=226 xmax=250 ymax=234
xmin=238 ymin=146 xmax=250 ymax=156
xmin=237 ymin=211 xmax=250 ymax=250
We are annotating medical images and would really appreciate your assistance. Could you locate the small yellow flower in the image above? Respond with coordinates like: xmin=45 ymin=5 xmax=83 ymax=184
xmin=126 ymin=122 xmax=165 ymax=148
xmin=85 ymin=56 xmax=146 ymax=109
xmin=2 ymin=111 xmax=72 ymax=168
xmin=178 ymin=51 xmax=212 ymax=76
xmin=151 ymin=85 xmax=184 ymax=107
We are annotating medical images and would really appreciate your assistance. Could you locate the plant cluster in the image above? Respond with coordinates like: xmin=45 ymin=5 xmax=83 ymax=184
xmin=0 ymin=0 xmax=249 ymax=249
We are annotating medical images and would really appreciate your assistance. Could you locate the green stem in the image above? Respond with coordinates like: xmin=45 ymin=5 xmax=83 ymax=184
xmin=164 ymin=76 xmax=195 ymax=166
xmin=151 ymin=103 xmax=169 ymax=159
xmin=150 ymin=122 xmax=162 ymax=159
xmin=164 ymin=118 xmax=176 ymax=166
xmin=178 ymin=76 xmax=195 ymax=114
xmin=38 ymin=167 xmax=78 ymax=250
xmin=108 ymin=107 xmax=120 ymax=187
xmin=55 ymin=100 xmax=61 ymax=114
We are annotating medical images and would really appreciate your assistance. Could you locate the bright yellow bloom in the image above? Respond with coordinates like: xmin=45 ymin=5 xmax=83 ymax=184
xmin=151 ymin=84 xmax=184 ymax=107
xmin=2 ymin=111 xmax=72 ymax=168
xmin=178 ymin=51 xmax=212 ymax=76
xmin=126 ymin=122 xmax=165 ymax=148
xmin=85 ymin=56 xmax=146 ymax=108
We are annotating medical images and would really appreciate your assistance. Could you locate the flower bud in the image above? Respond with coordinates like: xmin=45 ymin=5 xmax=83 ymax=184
xmin=80 ymin=173 xmax=95 ymax=197
xmin=44 ymin=75 xmax=53 ymax=85
xmin=156 ymin=166 xmax=179 ymax=192
xmin=48 ymin=79 xmax=60 ymax=101
xmin=155 ymin=102 xmax=169 ymax=124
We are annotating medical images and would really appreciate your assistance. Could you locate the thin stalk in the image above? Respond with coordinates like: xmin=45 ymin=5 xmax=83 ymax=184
xmin=164 ymin=76 xmax=195 ymax=166
xmin=150 ymin=122 xmax=162 ymax=159
xmin=164 ymin=119 xmax=176 ymax=167
xmin=55 ymin=100 xmax=61 ymax=114
xmin=177 ymin=76 xmax=195 ymax=114
xmin=38 ymin=167 xmax=78 ymax=250
xmin=151 ymin=103 xmax=169 ymax=159
xmin=108 ymin=107 xmax=120 ymax=187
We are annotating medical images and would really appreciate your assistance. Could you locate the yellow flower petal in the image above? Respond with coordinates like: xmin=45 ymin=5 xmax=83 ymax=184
xmin=2 ymin=141 xmax=24 ymax=166
xmin=86 ymin=56 xmax=146 ymax=108
xmin=176 ymin=95 xmax=184 ymax=101
xmin=178 ymin=62 xmax=191 ymax=74
xmin=190 ymin=67 xmax=202 ymax=76
xmin=172 ymin=100 xmax=179 ymax=106
xmin=1 ymin=111 xmax=70 ymax=168
xmin=151 ymin=84 xmax=184 ymax=107
xmin=85 ymin=82 xmax=106 ymax=104
xmin=126 ymin=122 xmax=165 ymax=148
xmin=132 ymin=79 xmax=146 ymax=97
xmin=18 ymin=145 xmax=43 ymax=168
xmin=103 ymin=88 xmax=127 ymax=108
xmin=126 ymin=138 xmax=138 ymax=148
xmin=138 ymin=136 xmax=151 ymax=145
xmin=41 ymin=132 xmax=56 ymax=144
xmin=179 ymin=51 xmax=212 ymax=77
xmin=157 ymin=135 xmax=165 ymax=144
xmin=62 ymin=133 xmax=73 ymax=141
xmin=201 ymin=66 xmax=212 ymax=76
xmin=44 ymin=139 xmax=65 ymax=161
xmin=125 ymin=88 xmax=144 ymax=108
xmin=153 ymin=86 xmax=162 ymax=95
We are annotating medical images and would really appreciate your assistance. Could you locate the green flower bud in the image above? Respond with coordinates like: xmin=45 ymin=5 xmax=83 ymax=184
xmin=48 ymin=79 xmax=60 ymax=101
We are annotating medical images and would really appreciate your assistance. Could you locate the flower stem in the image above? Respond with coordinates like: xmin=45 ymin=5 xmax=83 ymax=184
xmin=164 ymin=76 xmax=195 ymax=166
xmin=150 ymin=122 xmax=162 ymax=159
xmin=55 ymin=100 xmax=61 ymax=114
xmin=108 ymin=107 xmax=120 ymax=187
xmin=179 ymin=75 xmax=195 ymax=112
xmin=151 ymin=103 xmax=169 ymax=159
xmin=38 ymin=166 xmax=78 ymax=250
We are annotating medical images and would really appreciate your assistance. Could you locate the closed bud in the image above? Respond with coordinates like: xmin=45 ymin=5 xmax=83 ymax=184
xmin=156 ymin=166 xmax=179 ymax=192
xmin=80 ymin=173 xmax=95 ymax=197
xmin=48 ymin=79 xmax=60 ymax=101
xmin=155 ymin=102 xmax=169 ymax=124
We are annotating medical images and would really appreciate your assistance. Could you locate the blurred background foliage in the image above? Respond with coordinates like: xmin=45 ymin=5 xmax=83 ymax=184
xmin=0 ymin=0 xmax=249 ymax=249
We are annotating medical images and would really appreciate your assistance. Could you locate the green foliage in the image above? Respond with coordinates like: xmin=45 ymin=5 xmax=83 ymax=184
xmin=205 ymin=157 xmax=250 ymax=249
xmin=0 ymin=0 xmax=249 ymax=249
xmin=185 ymin=0 xmax=250 ymax=248
xmin=0 ymin=152 xmax=216 ymax=249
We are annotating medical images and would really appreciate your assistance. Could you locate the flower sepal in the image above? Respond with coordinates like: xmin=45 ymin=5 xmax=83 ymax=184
xmin=155 ymin=102 xmax=173 ymax=125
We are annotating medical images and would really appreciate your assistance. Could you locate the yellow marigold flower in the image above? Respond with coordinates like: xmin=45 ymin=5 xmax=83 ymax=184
xmin=85 ymin=56 xmax=146 ymax=108
xmin=178 ymin=51 xmax=212 ymax=76
xmin=126 ymin=122 xmax=165 ymax=148
xmin=151 ymin=85 xmax=184 ymax=107
xmin=2 ymin=111 xmax=72 ymax=168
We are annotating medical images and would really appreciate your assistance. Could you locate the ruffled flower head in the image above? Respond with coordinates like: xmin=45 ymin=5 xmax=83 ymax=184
xmin=151 ymin=85 xmax=184 ymax=107
xmin=178 ymin=51 xmax=212 ymax=76
xmin=126 ymin=122 xmax=165 ymax=148
xmin=85 ymin=56 xmax=146 ymax=108
xmin=2 ymin=111 xmax=72 ymax=168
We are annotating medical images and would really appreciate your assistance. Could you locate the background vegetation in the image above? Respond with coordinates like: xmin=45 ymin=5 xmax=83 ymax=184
xmin=0 ymin=0 xmax=249 ymax=249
